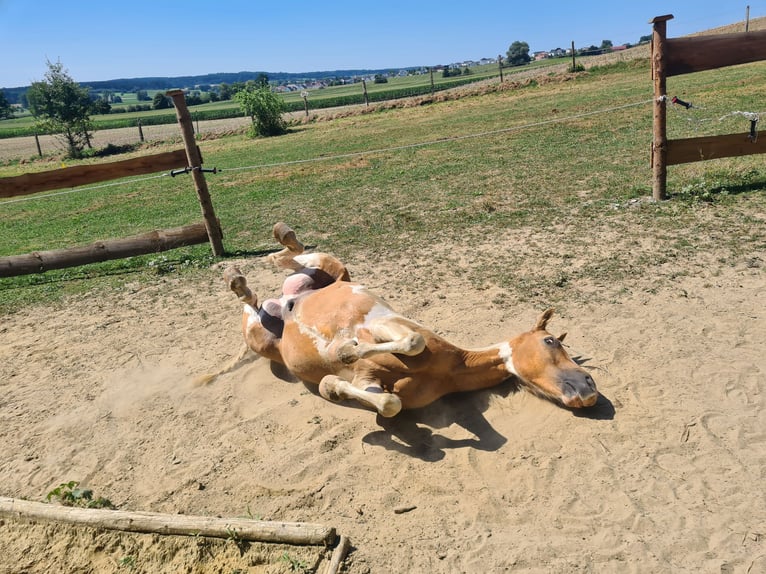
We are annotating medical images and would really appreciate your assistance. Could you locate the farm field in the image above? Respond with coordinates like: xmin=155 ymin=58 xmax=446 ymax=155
xmin=1 ymin=29 xmax=765 ymax=574
xmin=0 ymin=59 xmax=530 ymax=140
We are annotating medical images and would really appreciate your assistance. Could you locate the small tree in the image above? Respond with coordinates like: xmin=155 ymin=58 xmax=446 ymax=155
xmin=218 ymin=83 xmax=233 ymax=100
xmin=152 ymin=92 xmax=171 ymax=109
xmin=26 ymin=60 xmax=93 ymax=158
xmin=90 ymin=97 xmax=111 ymax=115
xmin=255 ymin=73 xmax=270 ymax=89
xmin=0 ymin=90 xmax=13 ymax=119
xmin=506 ymin=41 xmax=531 ymax=66
xmin=234 ymin=85 xmax=286 ymax=137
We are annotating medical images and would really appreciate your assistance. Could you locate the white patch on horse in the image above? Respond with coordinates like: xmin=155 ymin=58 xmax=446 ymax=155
xmin=293 ymin=253 xmax=323 ymax=268
xmin=295 ymin=319 xmax=332 ymax=359
xmin=244 ymin=304 xmax=261 ymax=330
xmin=498 ymin=342 xmax=519 ymax=376
xmin=362 ymin=302 xmax=397 ymax=325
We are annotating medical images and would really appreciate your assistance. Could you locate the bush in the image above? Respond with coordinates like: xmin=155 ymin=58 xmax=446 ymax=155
xmin=234 ymin=86 xmax=286 ymax=137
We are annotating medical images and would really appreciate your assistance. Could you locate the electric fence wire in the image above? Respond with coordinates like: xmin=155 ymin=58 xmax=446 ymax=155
xmin=0 ymin=96 xmax=662 ymax=207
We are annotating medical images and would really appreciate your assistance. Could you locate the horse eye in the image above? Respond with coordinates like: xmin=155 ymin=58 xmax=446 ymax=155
xmin=543 ymin=336 xmax=556 ymax=346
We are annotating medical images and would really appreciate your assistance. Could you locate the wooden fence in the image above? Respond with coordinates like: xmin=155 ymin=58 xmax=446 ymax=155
xmin=0 ymin=91 xmax=223 ymax=277
xmin=650 ymin=14 xmax=766 ymax=200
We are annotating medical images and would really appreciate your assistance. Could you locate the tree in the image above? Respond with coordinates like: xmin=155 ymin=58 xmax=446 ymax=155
xmin=234 ymin=85 xmax=286 ymax=137
xmin=506 ymin=41 xmax=531 ymax=66
xmin=90 ymin=97 xmax=111 ymax=115
xmin=26 ymin=60 xmax=93 ymax=158
xmin=218 ymin=83 xmax=233 ymax=100
xmin=0 ymin=90 xmax=13 ymax=120
xmin=255 ymin=73 xmax=270 ymax=89
xmin=600 ymin=40 xmax=613 ymax=52
xmin=152 ymin=92 xmax=171 ymax=109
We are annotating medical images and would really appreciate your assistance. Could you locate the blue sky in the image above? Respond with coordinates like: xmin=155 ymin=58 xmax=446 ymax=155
xmin=0 ymin=1 xmax=761 ymax=88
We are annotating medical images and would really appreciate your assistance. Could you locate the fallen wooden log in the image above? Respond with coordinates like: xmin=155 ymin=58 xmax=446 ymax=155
xmin=0 ymin=497 xmax=336 ymax=546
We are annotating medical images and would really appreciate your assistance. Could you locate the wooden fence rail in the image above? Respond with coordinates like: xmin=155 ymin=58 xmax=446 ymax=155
xmin=0 ymin=92 xmax=224 ymax=277
xmin=0 ymin=149 xmax=188 ymax=199
xmin=0 ymin=222 xmax=211 ymax=278
xmin=650 ymin=14 xmax=766 ymax=199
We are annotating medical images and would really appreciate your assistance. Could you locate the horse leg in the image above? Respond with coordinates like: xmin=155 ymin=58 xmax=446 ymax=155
xmin=319 ymin=375 xmax=402 ymax=417
xmin=336 ymin=319 xmax=425 ymax=364
xmin=268 ymin=222 xmax=305 ymax=272
xmin=224 ymin=266 xmax=257 ymax=307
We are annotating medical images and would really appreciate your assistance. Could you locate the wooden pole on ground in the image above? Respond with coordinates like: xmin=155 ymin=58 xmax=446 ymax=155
xmin=650 ymin=14 xmax=673 ymax=201
xmin=166 ymin=89 xmax=225 ymax=256
xmin=324 ymin=535 xmax=350 ymax=574
xmin=497 ymin=55 xmax=504 ymax=83
xmin=0 ymin=496 xmax=336 ymax=546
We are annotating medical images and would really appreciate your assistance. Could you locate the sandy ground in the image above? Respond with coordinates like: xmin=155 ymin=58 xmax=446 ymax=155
xmin=0 ymin=229 xmax=764 ymax=573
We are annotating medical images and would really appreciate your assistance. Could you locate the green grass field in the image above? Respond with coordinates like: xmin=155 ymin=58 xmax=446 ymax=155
xmin=1 ymin=55 xmax=765 ymax=312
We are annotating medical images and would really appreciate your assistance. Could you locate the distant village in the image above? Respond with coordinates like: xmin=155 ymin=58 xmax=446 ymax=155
xmin=272 ymin=42 xmax=637 ymax=94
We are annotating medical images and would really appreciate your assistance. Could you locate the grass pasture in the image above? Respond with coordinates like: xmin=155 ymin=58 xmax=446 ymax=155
xmin=1 ymin=55 xmax=765 ymax=312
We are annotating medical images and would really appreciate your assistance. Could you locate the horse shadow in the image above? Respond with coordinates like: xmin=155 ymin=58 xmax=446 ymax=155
xmin=360 ymin=379 xmax=614 ymax=462
xmin=271 ymin=353 xmax=615 ymax=462
xmin=363 ymin=387 xmax=512 ymax=462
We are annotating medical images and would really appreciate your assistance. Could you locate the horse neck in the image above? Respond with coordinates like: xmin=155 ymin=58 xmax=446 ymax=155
xmin=451 ymin=343 xmax=515 ymax=393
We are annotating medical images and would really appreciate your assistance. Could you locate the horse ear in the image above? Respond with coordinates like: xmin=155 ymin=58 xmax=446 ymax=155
xmin=535 ymin=308 xmax=555 ymax=331
xmin=557 ymin=332 xmax=567 ymax=342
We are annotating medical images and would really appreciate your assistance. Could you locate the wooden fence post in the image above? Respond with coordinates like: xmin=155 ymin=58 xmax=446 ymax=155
xmin=650 ymin=14 xmax=673 ymax=201
xmin=571 ymin=41 xmax=576 ymax=71
xmin=166 ymin=89 xmax=225 ymax=256
xmin=497 ymin=55 xmax=504 ymax=83
xmin=34 ymin=132 xmax=42 ymax=157
xmin=137 ymin=119 xmax=145 ymax=143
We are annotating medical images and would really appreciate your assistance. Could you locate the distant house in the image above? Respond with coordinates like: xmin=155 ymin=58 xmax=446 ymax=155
xmin=533 ymin=51 xmax=549 ymax=61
